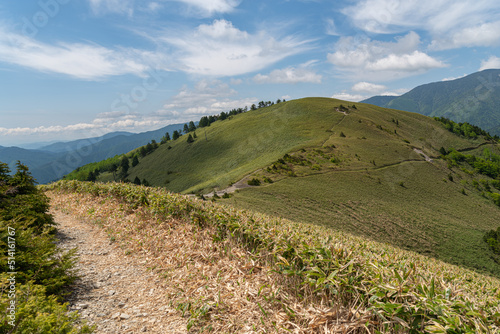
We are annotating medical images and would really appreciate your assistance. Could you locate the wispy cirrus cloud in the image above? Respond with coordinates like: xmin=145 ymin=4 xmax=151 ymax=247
xmin=161 ymin=19 xmax=312 ymax=76
xmin=88 ymin=0 xmax=240 ymax=16
xmin=0 ymin=27 xmax=168 ymax=80
xmin=167 ymin=0 xmax=240 ymax=15
xmin=253 ymin=64 xmax=322 ymax=84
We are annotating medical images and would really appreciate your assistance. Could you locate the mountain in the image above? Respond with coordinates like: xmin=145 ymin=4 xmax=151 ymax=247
xmin=360 ymin=95 xmax=397 ymax=106
xmin=70 ymin=97 xmax=500 ymax=277
xmin=0 ymin=146 xmax=58 ymax=173
xmin=39 ymin=131 xmax=133 ymax=153
xmin=362 ymin=69 xmax=500 ymax=135
xmin=0 ymin=123 xmax=186 ymax=184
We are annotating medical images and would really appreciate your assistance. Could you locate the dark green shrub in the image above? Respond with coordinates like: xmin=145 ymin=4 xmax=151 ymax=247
xmin=263 ymin=177 xmax=273 ymax=184
xmin=0 ymin=161 xmax=90 ymax=333
xmin=247 ymin=178 xmax=261 ymax=186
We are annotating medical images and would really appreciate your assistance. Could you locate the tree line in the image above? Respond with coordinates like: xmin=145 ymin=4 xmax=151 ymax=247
xmin=434 ymin=116 xmax=500 ymax=141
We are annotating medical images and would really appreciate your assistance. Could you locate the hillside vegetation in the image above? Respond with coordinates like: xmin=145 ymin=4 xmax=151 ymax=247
xmin=43 ymin=180 xmax=500 ymax=333
xmin=64 ymin=97 xmax=500 ymax=277
xmin=0 ymin=163 xmax=92 ymax=333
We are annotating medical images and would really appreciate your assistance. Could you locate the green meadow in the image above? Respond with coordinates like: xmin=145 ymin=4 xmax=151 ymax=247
xmin=65 ymin=97 xmax=500 ymax=277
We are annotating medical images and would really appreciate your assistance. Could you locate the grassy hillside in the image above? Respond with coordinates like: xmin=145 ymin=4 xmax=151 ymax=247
xmin=69 ymin=97 xmax=500 ymax=277
xmin=100 ymin=97 xmax=485 ymax=191
xmin=44 ymin=181 xmax=500 ymax=333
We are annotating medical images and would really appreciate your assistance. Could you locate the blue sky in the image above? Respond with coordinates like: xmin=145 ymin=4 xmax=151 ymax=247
xmin=1 ymin=0 xmax=500 ymax=146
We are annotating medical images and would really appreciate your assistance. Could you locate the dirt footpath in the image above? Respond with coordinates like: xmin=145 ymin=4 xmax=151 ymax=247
xmin=53 ymin=209 xmax=187 ymax=334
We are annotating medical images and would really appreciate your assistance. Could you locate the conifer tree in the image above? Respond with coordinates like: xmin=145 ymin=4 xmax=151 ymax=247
xmin=110 ymin=163 xmax=118 ymax=181
xmin=120 ymin=156 xmax=129 ymax=178
xmin=188 ymin=121 xmax=196 ymax=132
xmin=132 ymin=155 xmax=139 ymax=167
xmin=172 ymin=130 xmax=180 ymax=140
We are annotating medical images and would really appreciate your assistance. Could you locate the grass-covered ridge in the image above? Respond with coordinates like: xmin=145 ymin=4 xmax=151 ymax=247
xmin=70 ymin=97 xmax=489 ymax=193
xmin=43 ymin=180 xmax=500 ymax=333
xmin=63 ymin=97 xmax=500 ymax=278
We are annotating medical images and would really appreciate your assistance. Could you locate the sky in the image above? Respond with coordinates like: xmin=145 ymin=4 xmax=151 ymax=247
xmin=1 ymin=0 xmax=500 ymax=146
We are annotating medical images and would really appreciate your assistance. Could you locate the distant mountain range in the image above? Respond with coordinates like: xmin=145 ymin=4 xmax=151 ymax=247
xmin=38 ymin=131 xmax=133 ymax=153
xmin=0 ymin=123 xmax=186 ymax=184
xmin=362 ymin=69 xmax=500 ymax=135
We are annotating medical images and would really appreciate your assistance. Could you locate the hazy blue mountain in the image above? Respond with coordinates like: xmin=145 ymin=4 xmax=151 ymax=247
xmin=361 ymin=95 xmax=398 ymax=107
xmin=362 ymin=69 xmax=500 ymax=135
xmin=0 ymin=146 xmax=58 ymax=176
xmin=0 ymin=123 xmax=186 ymax=184
xmin=39 ymin=131 xmax=133 ymax=153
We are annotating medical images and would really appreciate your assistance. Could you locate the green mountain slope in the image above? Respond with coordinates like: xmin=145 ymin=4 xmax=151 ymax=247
xmin=122 ymin=98 xmax=485 ymax=191
xmin=73 ymin=97 xmax=500 ymax=276
xmin=363 ymin=69 xmax=500 ymax=135
xmin=360 ymin=95 xmax=397 ymax=106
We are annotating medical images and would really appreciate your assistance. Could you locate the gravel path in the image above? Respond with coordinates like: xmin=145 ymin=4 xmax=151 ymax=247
xmin=53 ymin=209 xmax=187 ymax=334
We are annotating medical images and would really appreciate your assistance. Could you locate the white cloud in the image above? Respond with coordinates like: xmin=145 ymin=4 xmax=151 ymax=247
xmin=253 ymin=66 xmax=322 ymax=84
xmin=0 ymin=27 xmax=167 ymax=80
xmin=327 ymin=32 xmax=445 ymax=80
xmin=383 ymin=88 xmax=409 ymax=96
xmin=351 ymin=82 xmax=386 ymax=93
xmin=442 ymin=74 xmax=468 ymax=81
xmin=163 ymin=19 xmax=311 ymax=76
xmin=431 ymin=21 xmax=500 ymax=50
xmin=366 ymin=51 xmax=445 ymax=72
xmin=0 ymin=116 xmax=168 ymax=138
xmin=342 ymin=0 xmax=500 ymax=49
xmin=331 ymin=92 xmax=366 ymax=102
xmin=479 ymin=56 xmax=500 ymax=71
xmin=157 ymin=79 xmax=256 ymax=121
xmin=332 ymin=85 xmax=408 ymax=103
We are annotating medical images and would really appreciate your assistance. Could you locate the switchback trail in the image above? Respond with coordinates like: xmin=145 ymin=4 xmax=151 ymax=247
xmin=52 ymin=208 xmax=186 ymax=333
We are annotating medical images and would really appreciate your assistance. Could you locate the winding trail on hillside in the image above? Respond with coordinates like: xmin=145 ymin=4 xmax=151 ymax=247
xmin=456 ymin=141 xmax=492 ymax=152
xmin=207 ymin=148 xmax=435 ymax=196
xmin=52 ymin=208 xmax=187 ymax=333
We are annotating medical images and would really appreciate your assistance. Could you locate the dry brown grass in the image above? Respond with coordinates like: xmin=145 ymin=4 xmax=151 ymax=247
xmin=42 ymin=181 xmax=500 ymax=333
xmin=49 ymin=191 xmax=376 ymax=333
